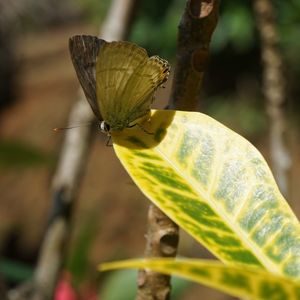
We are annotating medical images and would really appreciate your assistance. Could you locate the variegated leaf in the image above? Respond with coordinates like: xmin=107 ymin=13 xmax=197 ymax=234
xmin=101 ymin=258 xmax=300 ymax=300
xmin=111 ymin=110 xmax=300 ymax=278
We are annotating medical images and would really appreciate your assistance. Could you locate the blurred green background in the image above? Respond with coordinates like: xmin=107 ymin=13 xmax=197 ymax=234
xmin=1 ymin=0 xmax=300 ymax=299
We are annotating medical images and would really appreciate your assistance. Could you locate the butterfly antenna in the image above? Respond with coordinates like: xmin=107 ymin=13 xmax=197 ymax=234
xmin=53 ymin=123 xmax=93 ymax=132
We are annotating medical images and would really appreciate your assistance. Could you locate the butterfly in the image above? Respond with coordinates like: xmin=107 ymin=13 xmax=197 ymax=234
xmin=69 ymin=35 xmax=170 ymax=134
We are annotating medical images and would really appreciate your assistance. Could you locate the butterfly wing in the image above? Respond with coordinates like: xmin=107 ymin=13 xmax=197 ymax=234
xmin=69 ymin=35 xmax=104 ymax=120
xmin=121 ymin=55 xmax=170 ymax=125
xmin=96 ymin=41 xmax=149 ymax=129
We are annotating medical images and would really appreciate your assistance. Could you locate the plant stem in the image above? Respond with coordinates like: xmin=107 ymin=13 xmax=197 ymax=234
xmin=136 ymin=1 xmax=219 ymax=299
xmin=169 ymin=0 xmax=219 ymax=111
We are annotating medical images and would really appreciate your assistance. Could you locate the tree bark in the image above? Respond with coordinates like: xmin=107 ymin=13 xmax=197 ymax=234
xmin=169 ymin=0 xmax=219 ymax=111
xmin=136 ymin=206 xmax=179 ymax=300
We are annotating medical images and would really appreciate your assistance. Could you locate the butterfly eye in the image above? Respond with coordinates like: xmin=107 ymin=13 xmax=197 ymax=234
xmin=100 ymin=121 xmax=110 ymax=133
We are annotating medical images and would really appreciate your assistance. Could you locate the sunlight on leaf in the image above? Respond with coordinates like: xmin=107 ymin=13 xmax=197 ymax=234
xmin=100 ymin=258 xmax=300 ymax=300
xmin=111 ymin=110 xmax=300 ymax=279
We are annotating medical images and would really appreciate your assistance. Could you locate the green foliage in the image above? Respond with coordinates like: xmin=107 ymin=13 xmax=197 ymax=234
xmin=74 ymin=0 xmax=111 ymax=24
xmin=136 ymin=0 xmax=175 ymax=22
xmin=129 ymin=0 xmax=300 ymax=65
xmin=100 ymin=269 xmax=190 ymax=300
xmin=206 ymin=96 xmax=267 ymax=139
xmin=0 ymin=259 xmax=33 ymax=282
xmin=212 ymin=2 xmax=255 ymax=52
xmin=129 ymin=0 xmax=182 ymax=59
xmin=276 ymin=0 xmax=300 ymax=72
xmin=0 ymin=139 xmax=54 ymax=169
xmin=66 ymin=214 xmax=98 ymax=287
xmin=100 ymin=270 xmax=137 ymax=300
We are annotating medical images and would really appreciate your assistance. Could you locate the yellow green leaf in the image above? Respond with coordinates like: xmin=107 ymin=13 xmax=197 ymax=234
xmin=111 ymin=110 xmax=300 ymax=278
xmin=100 ymin=258 xmax=300 ymax=300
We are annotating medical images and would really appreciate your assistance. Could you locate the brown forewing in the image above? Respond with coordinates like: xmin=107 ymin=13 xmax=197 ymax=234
xmin=69 ymin=35 xmax=104 ymax=120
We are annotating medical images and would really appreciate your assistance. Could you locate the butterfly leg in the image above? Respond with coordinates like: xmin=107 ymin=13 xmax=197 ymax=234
xmin=105 ymin=136 xmax=113 ymax=147
xmin=129 ymin=123 xmax=154 ymax=135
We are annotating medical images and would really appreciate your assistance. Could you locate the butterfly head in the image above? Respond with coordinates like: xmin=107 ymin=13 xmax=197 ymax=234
xmin=99 ymin=121 xmax=111 ymax=134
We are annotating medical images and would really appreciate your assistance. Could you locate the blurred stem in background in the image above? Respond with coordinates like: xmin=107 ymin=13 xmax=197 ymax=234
xmin=0 ymin=276 xmax=8 ymax=300
xmin=8 ymin=0 xmax=138 ymax=299
xmin=0 ymin=2 xmax=19 ymax=111
xmin=253 ymin=0 xmax=291 ymax=197
xmin=33 ymin=0 xmax=138 ymax=299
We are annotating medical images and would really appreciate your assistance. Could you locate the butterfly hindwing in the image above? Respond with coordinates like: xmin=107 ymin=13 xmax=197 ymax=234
xmin=121 ymin=55 xmax=170 ymax=124
xmin=96 ymin=41 xmax=149 ymax=129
